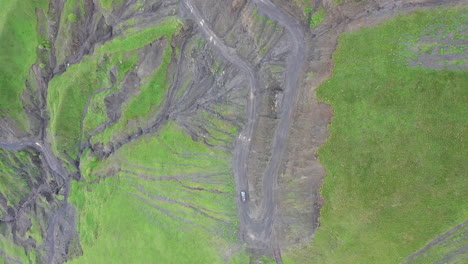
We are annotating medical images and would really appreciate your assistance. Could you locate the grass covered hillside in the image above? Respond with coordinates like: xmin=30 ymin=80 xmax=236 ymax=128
xmin=285 ymin=6 xmax=468 ymax=264
xmin=70 ymin=122 xmax=243 ymax=263
xmin=0 ymin=0 xmax=48 ymax=124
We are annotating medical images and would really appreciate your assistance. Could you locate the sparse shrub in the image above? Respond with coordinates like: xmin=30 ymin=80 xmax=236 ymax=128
xmin=310 ymin=8 xmax=326 ymax=28
xmin=68 ymin=13 xmax=78 ymax=23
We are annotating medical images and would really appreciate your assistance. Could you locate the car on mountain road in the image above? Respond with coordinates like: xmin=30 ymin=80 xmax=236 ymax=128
xmin=240 ymin=191 xmax=248 ymax=202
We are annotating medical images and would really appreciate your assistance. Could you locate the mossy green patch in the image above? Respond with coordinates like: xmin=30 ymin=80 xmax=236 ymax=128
xmin=117 ymin=52 xmax=139 ymax=82
xmin=0 ymin=0 xmax=48 ymax=123
xmin=100 ymin=0 xmax=126 ymax=11
xmin=101 ymin=17 xmax=182 ymax=54
xmin=68 ymin=13 xmax=78 ymax=23
xmin=115 ymin=122 xmax=231 ymax=178
xmin=54 ymin=0 xmax=85 ymax=65
xmin=47 ymin=54 xmax=113 ymax=162
xmin=197 ymin=110 xmax=239 ymax=147
xmin=81 ymin=89 xmax=115 ymax=139
xmin=69 ymin=179 xmax=227 ymax=264
xmin=0 ymin=149 xmax=44 ymax=263
xmin=310 ymin=8 xmax=326 ymax=28
xmin=124 ymin=44 xmax=173 ymax=121
xmin=285 ymin=6 xmax=468 ymax=264
xmin=406 ymin=223 xmax=468 ymax=263
xmin=26 ymin=217 xmax=44 ymax=246
xmin=260 ymin=45 xmax=270 ymax=56
xmin=89 ymin=17 xmax=182 ymax=145
xmin=71 ymin=122 xmax=238 ymax=263
xmin=0 ymin=150 xmax=41 ymax=208
xmin=0 ymin=233 xmax=33 ymax=264
xmin=48 ymin=17 xmax=182 ymax=163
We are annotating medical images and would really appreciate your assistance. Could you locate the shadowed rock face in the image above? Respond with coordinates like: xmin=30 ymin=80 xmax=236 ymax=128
xmin=0 ymin=0 xmax=464 ymax=263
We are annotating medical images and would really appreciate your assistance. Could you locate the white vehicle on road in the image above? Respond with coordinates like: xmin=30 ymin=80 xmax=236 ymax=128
xmin=240 ymin=191 xmax=248 ymax=202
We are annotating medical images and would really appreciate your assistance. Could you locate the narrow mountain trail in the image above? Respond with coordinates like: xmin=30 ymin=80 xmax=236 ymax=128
xmin=182 ymin=0 xmax=307 ymax=258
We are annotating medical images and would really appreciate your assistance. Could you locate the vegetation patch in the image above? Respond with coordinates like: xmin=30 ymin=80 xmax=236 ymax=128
xmin=124 ymin=45 xmax=173 ymax=121
xmin=0 ymin=150 xmax=41 ymax=208
xmin=253 ymin=8 xmax=281 ymax=32
xmin=70 ymin=122 xmax=239 ymax=263
xmin=403 ymin=14 xmax=468 ymax=71
xmin=309 ymin=8 xmax=326 ymax=28
xmin=333 ymin=0 xmax=344 ymax=6
xmin=285 ymin=7 xmax=468 ymax=264
xmin=47 ymin=53 xmax=113 ymax=162
xmin=0 ymin=149 xmax=45 ymax=263
xmin=90 ymin=17 xmax=183 ymax=145
xmin=0 ymin=233 xmax=36 ymax=264
xmin=100 ymin=0 xmax=126 ymax=11
xmin=81 ymin=89 xmax=115 ymax=139
xmin=406 ymin=222 xmax=468 ymax=263
xmin=0 ymin=0 xmax=48 ymax=123
xmin=294 ymin=0 xmax=313 ymax=17
xmin=260 ymin=45 xmax=270 ymax=56
xmin=67 ymin=13 xmax=78 ymax=23
xmin=48 ymin=17 xmax=182 ymax=163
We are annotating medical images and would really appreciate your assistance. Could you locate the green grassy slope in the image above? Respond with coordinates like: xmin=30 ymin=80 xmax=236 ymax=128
xmin=0 ymin=0 xmax=48 ymax=123
xmin=70 ymin=122 xmax=239 ymax=263
xmin=0 ymin=0 xmax=16 ymax=29
xmin=46 ymin=12 xmax=242 ymax=262
xmin=90 ymin=18 xmax=182 ymax=145
xmin=47 ymin=17 xmax=182 ymax=163
xmin=0 ymin=151 xmax=33 ymax=208
xmin=0 ymin=150 xmax=44 ymax=264
xmin=406 ymin=222 xmax=468 ymax=264
xmin=285 ymin=7 xmax=468 ymax=264
xmin=100 ymin=0 xmax=126 ymax=11
xmin=0 ymin=235 xmax=36 ymax=264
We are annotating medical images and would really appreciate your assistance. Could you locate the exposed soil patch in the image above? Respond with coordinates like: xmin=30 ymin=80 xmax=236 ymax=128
xmin=407 ymin=29 xmax=468 ymax=71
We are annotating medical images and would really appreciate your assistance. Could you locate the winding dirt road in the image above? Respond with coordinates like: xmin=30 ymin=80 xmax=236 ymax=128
xmin=0 ymin=0 xmax=306 ymax=258
xmin=182 ymin=0 xmax=307 ymax=253
xmin=250 ymin=0 xmax=306 ymax=243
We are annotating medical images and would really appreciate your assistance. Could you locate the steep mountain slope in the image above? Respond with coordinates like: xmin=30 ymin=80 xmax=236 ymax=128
xmin=0 ymin=0 xmax=466 ymax=263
